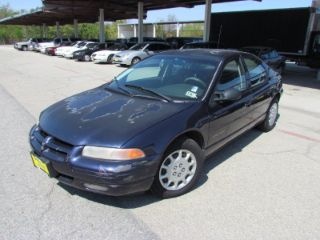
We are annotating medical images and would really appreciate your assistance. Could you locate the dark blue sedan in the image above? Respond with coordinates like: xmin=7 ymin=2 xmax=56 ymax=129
xmin=29 ymin=49 xmax=282 ymax=198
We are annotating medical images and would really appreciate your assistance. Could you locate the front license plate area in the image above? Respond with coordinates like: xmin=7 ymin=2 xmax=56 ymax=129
xmin=31 ymin=153 xmax=57 ymax=177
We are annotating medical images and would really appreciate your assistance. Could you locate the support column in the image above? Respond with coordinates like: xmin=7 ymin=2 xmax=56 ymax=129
xmin=133 ymin=24 xmax=137 ymax=37
xmin=99 ymin=8 xmax=105 ymax=43
xmin=117 ymin=24 xmax=120 ymax=38
xmin=73 ymin=19 xmax=79 ymax=38
xmin=176 ymin=23 xmax=180 ymax=37
xmin=203 ymin=0 xmax=212 ymax=42
xmin=153 ymin=24 xmax=156 ymax=38
xmin=56 ymin=21 xmax=60 ymax=37
xmin=42 ymin=23 xmax=47 ymax=38
xmin=138 ymin=1 xmax=144 ymax=43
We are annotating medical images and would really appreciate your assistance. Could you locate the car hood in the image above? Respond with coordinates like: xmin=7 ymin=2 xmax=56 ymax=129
xmin=39 ymin=86 xmax=194 ymax=147
xmin=93 ymin=50 xmax=120 ymax=56
xmin=39 ymin=42 xmax=54 ymax=48
xmin=16 ymin=41 xmax=29 ymax=45
xmin=56 ymin=46 xmax=72 ymax=51
xmin=116 ymin=50 xmax=142 ymax=56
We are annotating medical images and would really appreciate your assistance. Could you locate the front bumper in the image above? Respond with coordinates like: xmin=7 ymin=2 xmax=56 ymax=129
xmin=64 ymin=52 xmax=74 ymax=59
xmin=73 ymin=54 xmax=85 ymax=61
xmin=92 ymin=55 xmax=109 ymax=63
xmin=113 ymin=56 xmax=131 ymax=66
xmin=29 ymin=125 xmax=160 ymax=196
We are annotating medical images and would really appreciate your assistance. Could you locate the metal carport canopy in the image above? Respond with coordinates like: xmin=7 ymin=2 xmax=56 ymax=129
xmin=0 ymin=0 xmax=261 ymax=26
xmin=42 ymin=0 xmax=260 ymax=16
xmin=0 ymin=9 xmax=100 ymax=25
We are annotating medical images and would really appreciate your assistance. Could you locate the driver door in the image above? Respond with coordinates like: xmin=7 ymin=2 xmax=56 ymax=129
xmin=207 ymin=57 xmax=251 ymax=151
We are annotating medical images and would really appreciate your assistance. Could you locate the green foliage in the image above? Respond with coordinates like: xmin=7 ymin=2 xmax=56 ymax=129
xmin=0 ymin=4 xmax=126 ymax=44
xmin=180 ymin=23 xmax=203 ymax=37
xmin=154 ymin=14 xmax=203 ymax=39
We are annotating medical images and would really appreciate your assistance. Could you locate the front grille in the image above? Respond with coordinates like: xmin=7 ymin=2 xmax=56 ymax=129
xmin=31 ymin=126 xmax=73 ymax=162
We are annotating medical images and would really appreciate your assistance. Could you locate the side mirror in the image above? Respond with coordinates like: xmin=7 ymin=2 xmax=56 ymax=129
xmin=213 ymin=88 xmax=242 ymax=102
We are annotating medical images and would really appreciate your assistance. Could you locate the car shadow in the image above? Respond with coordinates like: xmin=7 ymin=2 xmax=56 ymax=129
xmin=197 ymin=129 xmax=263 ymax=187
xmin=282 ymin=63 xmax=320 ymax=90
xmin=58 ymin=128 xmax=263 ymax=209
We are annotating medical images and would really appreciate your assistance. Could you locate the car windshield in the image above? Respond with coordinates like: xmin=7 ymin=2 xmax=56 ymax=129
xmin=86 ymin=43 xmax=97 ymax=48
xmin=129 ymin=43 xmax=147 ymax=50
xmin=77 ymin=42 xmax=86 ymax=47
xmin=108 ymin=54 xmax=220 ymax=101
xmin=108 ymin=44 xmax=126 ymax=50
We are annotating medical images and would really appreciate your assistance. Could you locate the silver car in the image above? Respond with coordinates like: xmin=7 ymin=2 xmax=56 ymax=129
xmin=113 ymin=42 xmax=171 ymax=66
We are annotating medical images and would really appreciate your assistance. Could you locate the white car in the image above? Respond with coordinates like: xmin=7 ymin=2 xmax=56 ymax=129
xmin=55 ymin=41 xmax=84 ymax=57
xmin=112 ymin=42 xmax=171 ymax=66
xmin=14 ymin=38 xmax=42 ymax=51
xmin=63 ymin=41 xmax=95 ymax=59
xmin=38 ymin=38 xmax=72 ymax=53
xmin=91 ymin=44 xmax=128 ymax=63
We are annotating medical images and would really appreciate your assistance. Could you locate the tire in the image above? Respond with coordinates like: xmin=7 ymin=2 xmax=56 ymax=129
xmin=107 ymin=54 xmax=114 ymax=64
xmin=22 ymin=46 xmax=27 ymax=51
xmin=84 ymin=55 xmax=91 ymax=62
xmin=131 ymin=57 xmax=141 ymax=66
xmin=151 ymin=138 xmax=204 ymax=198
xmin=257 ymin=99 xmax=279 ymax=132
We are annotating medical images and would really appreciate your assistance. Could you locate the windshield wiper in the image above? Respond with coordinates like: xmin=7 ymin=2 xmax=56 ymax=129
xmin=106 ymin=78 xmax=132 ymax=96
xmin=124 ymin=84 xmax=172 ymax=102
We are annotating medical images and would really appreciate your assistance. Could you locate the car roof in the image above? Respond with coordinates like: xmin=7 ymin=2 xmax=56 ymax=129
xmin=159 ymin=48 xmax=241 ymax=59
xmin=242 ymin=46 xmax=274 ymax=51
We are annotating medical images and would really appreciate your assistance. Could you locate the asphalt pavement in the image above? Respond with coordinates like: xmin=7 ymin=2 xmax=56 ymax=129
xmin=0 ymin=46 xmax=319 ymax=240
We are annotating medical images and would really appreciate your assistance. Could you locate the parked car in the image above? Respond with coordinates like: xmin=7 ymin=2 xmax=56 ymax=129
xmin=241 ymin=46 xmax=286 ymax=74
xmin=45 ymin=42 xmax=74 ymax=56
xmin=29 ymin=49 xmax=283 ymax=198
xmin=166 ymin=37 xmax=202 ymax=49
xmin=181 ymin=41 xmax=221 ymax=49
xmin=127 ymin=37 xmax=165 ymax=47
xmin=91 ymin=43 xmax=128 ymax=63
xmin=64 ymin=41 xmax=95 ymax=59
xmin=37 ymin=37 xmax=71 ymax=53
xmin=14 ymin=38 xmax=47 ymax=51
xmin=113 ymin=42 xmax=171 ymax=66
xmin=73 ymin=43 xmax=106 ymax=61
xmin=55 ymin=41 xmax=84 ymax=57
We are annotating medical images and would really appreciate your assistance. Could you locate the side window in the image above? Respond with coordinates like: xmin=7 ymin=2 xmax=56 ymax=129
xmin=216 ymin=59 xmax=246 ymax=92
xmin=243 ymin=56 xmax=266 ymax=88
xmin=147 ymin=44 xmax=159 ymax=51
xmin=158 ymin=44 xmax=170 ymax=51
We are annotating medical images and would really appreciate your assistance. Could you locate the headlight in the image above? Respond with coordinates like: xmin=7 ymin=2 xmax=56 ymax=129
xmin=82 ymin=146 xmax=145 ymax=160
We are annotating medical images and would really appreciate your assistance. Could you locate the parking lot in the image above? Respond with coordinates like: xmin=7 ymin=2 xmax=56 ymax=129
xmin=0 ymin=45 xmax=320 ymax=240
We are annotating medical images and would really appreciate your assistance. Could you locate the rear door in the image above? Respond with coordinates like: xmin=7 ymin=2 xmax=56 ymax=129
xmin=241 ymin=54 xmax=271 ymax=122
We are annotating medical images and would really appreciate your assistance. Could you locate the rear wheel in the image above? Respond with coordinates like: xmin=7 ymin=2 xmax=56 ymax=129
xmin=257 ymin=99 xmax=279 ymax=132
xmin=151 ymin=138 xmax=204 ymax=198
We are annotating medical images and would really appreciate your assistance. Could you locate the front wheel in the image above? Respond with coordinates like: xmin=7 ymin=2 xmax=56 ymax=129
xmin=131 ymin=57 xmax=141 ymax=65
xmin=257 ymin=100 xmax=279 ymax=132
xmin=84 ymin=55 xmax=91 ymax=62
xmin=151 ymin=138 xmax=204 ymax=198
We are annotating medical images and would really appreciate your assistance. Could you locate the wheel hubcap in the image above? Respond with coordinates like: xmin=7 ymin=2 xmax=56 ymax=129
xmin=268 ymin=102 xmax=278 ymax=126
xmin=133 ymin=58 xmax=139 ymax=64
xmin=159 ymin=149 xmax=197 ymax=191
